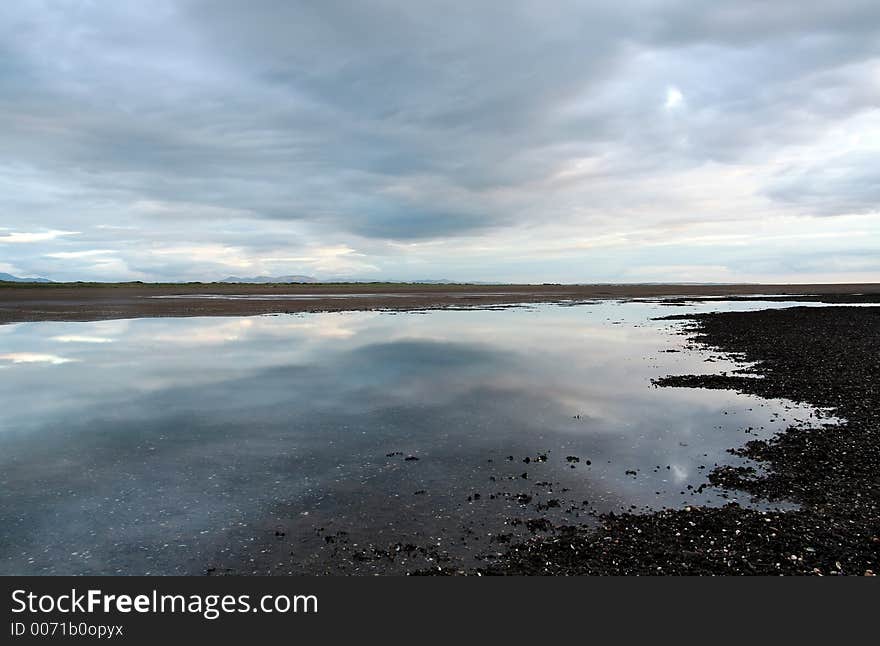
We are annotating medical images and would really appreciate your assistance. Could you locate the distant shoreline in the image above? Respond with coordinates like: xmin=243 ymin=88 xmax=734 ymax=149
xmin=1 ymin=282 xmax=879 ymax=324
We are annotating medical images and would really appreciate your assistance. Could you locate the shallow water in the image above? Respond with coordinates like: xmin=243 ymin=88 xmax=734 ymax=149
xmin=0 ymin=300 xmax=836 ymax=574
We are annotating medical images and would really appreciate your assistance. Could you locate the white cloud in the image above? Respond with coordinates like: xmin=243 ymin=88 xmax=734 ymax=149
xmin=0 ymin=353 xmax=78 ymax=365
xmin=44 ymin=249 xmax=117 ymax=259
xmin=51 ymin=335 xmax=116 ymax=344
xmin=0 ymin=230 xmax=79 ymax=244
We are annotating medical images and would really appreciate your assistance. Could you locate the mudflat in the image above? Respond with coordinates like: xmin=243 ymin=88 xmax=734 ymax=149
xmin=2 ymin=282 xmax=880 ymax=324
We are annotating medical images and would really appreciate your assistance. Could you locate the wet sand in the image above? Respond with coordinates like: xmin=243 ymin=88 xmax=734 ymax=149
xmin=2 ymin=282 xmax=880 ymax=324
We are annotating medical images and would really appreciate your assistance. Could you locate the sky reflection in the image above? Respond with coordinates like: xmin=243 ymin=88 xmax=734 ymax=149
xmin=0 ymin=301 xmax=831 ymax=574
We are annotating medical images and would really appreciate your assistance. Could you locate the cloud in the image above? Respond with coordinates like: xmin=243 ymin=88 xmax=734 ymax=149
xmin=0 ymin=230 xmax=79 ymax=244
xmin=0 ymin=353 xmax=78 ymax=365
xmin=766 ymin=149 xmax=880 ymax=216
xmin=0 ymin=1 xmax=878 ymax=281
xmin=664 ymin=87 xmax=685 ymax=110
xmin=44 ymin=249 xmax=117 ymax=259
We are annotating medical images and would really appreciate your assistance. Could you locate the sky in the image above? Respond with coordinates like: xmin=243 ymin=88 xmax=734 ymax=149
xmin=1 ymin=1 xmax=879 ymax=284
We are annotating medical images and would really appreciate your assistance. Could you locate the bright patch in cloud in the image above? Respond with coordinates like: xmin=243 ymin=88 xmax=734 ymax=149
xmin=0 ymin=230 xmax=79 ymax=244
xmin=0 ymin=353 xmax=78 ymax=365
xmin=45 ymin=249 xmax=117 ymax=259
xmin=664 ymin=86 xmax=684 ymax=110
xmin=150 ymin=245 xmax=254 ymax=269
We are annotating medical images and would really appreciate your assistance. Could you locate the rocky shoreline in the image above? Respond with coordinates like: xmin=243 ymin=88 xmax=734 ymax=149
xmin=448 ymin=305 xmax=879 ymax=575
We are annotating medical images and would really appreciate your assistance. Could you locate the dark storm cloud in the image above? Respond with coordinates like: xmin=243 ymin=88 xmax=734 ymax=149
xmin=0 ymin=1 xmax=878 ymax=280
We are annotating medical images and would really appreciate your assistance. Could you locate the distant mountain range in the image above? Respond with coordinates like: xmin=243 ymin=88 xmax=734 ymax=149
xmin=219 ymin=275 xmax=318 ymax=284
xmin=218 ymin=275 xmax=473 ymax=284
xmin=327 ymin=278 xmax=460 ymax=284
xmin=0 ymin=272 xmax=53 ymax=283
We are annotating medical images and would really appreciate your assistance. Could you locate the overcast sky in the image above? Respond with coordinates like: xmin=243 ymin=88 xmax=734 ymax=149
xmin=1 ymin=1 xmax=879 ymax=283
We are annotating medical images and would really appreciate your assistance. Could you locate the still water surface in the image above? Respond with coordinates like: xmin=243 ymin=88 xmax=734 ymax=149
xmin=0 ymin=300 xmax=833 ymax=574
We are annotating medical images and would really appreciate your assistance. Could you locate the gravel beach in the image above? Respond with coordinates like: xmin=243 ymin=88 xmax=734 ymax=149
xmin=460 ymin=305 xmax=880 ymax=575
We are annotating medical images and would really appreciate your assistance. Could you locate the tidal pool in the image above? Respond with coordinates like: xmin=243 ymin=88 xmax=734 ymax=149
xmin=0 ymin=300 xmax=834 ymax=574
